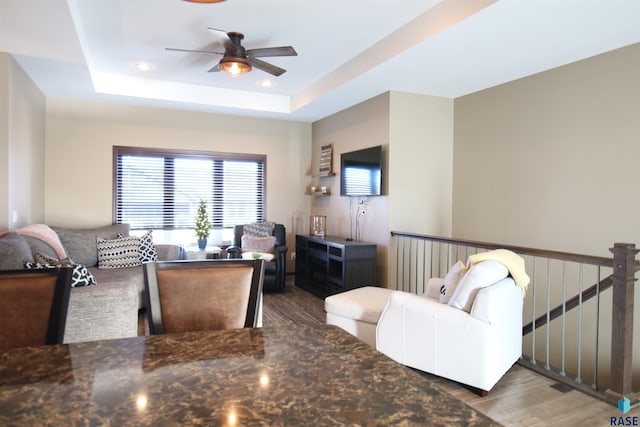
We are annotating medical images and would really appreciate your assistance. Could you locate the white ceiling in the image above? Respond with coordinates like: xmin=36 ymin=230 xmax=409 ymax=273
xmin=1 ymin=0 xmax=639 ymax=122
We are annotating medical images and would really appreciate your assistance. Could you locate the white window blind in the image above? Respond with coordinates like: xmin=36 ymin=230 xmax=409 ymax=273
xmin=114 ymin=146 xmax=265 ymax=230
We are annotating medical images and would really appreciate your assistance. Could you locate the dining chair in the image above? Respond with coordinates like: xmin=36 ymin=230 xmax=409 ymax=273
xmin=143 ymin=259 xmax=264 ymax=335
xmin=0 ymin=267 xmax=73 ymax=351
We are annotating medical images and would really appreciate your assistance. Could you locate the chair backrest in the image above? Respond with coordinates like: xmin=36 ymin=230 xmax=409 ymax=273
xmin=0 ymin=268 xmax=73 ymax=351
xmin=143 ymin=259 xmax=264 ymax=335
xmin=233 ymin=223 xmax=286 ymax=247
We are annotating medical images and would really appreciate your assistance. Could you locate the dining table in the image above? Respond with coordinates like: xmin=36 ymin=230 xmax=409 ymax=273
xmin=0 ymin=324 xmax=499 ymax=426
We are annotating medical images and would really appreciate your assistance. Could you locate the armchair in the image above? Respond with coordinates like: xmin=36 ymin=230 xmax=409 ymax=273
xmin=376 ymin=274 xmax=523 ymax=394
xmin=227 ymin=223 xmax=287 ymax=292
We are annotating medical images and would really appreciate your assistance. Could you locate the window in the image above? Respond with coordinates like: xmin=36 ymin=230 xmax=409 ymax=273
xmin=114 ymin=146 xmax=265 ymax=235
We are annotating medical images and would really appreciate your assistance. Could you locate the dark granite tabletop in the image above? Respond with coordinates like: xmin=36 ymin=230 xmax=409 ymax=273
xmin=0 ymin=324 xmax=499 ymax=426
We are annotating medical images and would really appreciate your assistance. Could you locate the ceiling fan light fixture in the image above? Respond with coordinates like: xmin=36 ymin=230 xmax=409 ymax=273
xmin=218 ymin=57 xmax=252 ymax=75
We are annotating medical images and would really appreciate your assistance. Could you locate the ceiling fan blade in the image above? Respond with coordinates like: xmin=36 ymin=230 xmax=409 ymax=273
xmin=247 ymin=46 xmax=297 ymax=58
xmin=247 ymin=57 xmax=286 ymax=76
xmin=207 ymin=27 xmax=234 ymax=51
xmin=207 ymin=27 xmax=228 ymax=36
xmin=165 ymin=47 xmax=224 ymax=55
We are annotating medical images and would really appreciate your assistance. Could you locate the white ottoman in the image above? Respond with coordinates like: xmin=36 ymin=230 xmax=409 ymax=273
xmin=325 ymin=286 xmax=396 ymax=347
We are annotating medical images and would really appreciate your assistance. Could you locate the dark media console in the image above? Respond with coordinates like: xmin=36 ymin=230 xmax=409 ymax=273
xmin=295 ymin=234 xmax=377 ymax=299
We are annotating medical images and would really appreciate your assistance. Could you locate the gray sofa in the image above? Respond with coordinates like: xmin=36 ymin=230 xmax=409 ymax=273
xmin=0 ymin=224 xmax=184 ymax=344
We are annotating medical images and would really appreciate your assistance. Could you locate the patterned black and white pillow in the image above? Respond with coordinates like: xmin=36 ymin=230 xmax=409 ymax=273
xmin=138 ymin=230 xmax=157 ymax=263
xmin=96 ymin=235 xmax=142 ymax=269
xmin=69 ymin=264 xmax=96 ymax=287
xmin=36 ymin=252 xmax=73 ymax=266
xmin=25 ymin=256 xmax=96 ymax=288
xmin=243 ymin=221 xmax=276 ymax=237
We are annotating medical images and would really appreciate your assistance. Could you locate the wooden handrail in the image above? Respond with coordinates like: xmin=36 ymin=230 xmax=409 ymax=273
xmin=391 ymin=231 xmax=615 ymax=267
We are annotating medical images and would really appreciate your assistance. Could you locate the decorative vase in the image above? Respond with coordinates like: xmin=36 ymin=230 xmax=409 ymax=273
xmin=197 ymin=238 xmax=207 ymax=250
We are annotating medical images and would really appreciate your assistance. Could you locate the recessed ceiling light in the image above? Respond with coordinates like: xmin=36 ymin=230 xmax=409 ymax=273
xmin=135 ymin=62 xmax=153 ymax=72
xmin=260 ymin=80 xmax=273 ymax=88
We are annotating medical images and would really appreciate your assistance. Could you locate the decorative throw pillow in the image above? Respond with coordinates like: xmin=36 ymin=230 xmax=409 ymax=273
xmin=25 ymin=260 xmax=96 ymax=287
xmin=96 ymin=235 xmax=142 ymax=269
xmin=36 ymin=252 xmax=74 ymax=266
xmin=241 ymin=235 xmax=276 ymax=254
xmin=448 ymin=260 xmax=509 ymax=312
xmin=138 ymin=230 xmax=157 ymax=263
xmin=439 ymin=260 xmax=466 ymax=304
xmin=69 ymin=264 xmax=96 ymax=287
xmin=424 ymin=277 xmax=443 ymax=299
xmin=243 ymin=222 xmax=276 ymax=237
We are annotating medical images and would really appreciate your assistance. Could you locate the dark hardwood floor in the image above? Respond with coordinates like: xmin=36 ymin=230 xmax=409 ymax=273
xmin=264 ymin=275 xmax=639 ymax=426
xmin=262 ymin=275 xmax=325 ymax=327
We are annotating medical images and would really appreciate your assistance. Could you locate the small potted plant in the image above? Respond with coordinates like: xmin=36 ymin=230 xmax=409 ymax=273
xmin=194 ymin=199 xmax=210 ymax=250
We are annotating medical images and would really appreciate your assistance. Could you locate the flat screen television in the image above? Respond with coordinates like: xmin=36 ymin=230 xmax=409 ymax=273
xmin=340 ymin=145 xmax=383 ymax=196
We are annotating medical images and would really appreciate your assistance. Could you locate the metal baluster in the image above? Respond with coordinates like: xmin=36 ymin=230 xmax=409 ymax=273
xmin=576 ymin=263 xmax=583 ymax=383
xmin=422 ymin=240 xmax=427 ymax=294
xmin=401 ymin=237 xmax=406 ymax=292
xmin=531 ymin=257 xmax=537 ymax=365
xmin=408 ymin=238 xmax=413 ymax=293
xmin=429 ymin=240 xmax=434 ymax=284
xmin=560 ymin=261 xmax=567 ymax=377
xmin=545 ymin=258 xmax=551 ymax=371
xmin=592 ymin=266 xmax=601 ymax=391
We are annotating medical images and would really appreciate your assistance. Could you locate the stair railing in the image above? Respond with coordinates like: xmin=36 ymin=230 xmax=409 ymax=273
xmin=390 ymin=231 xmax=638 ymax=406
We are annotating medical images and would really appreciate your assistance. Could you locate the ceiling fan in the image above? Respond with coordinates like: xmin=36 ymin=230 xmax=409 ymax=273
xmin=166 ymin=28 xmax=297 ymax=76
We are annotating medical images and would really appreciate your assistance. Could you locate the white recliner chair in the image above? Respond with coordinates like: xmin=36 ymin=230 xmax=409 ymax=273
xmin=376 ymin=260 xmax=524 ymax=394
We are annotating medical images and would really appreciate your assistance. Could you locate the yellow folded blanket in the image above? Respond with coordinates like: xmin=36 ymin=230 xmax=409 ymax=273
xmin=466 ymin=249 xmax=530 ymax=296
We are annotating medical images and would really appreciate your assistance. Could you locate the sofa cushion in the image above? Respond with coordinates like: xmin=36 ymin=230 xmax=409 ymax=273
xmin=325 ymin=286 xmax=395 ymax=324
xmin=52 ymin=224 xmax=130 ymax=267
xmin=89 ymin=265 xmax=144 ymax=290
xmin=22 ymin=235 xmax=59 ymax=261
xmin=448 ymin=260 xmax=509 ymax=312
xmin=96 ymin=235 xmax=142 ymax=269
xmin=0 ymin=232 xmax=34 ymax=269
xmin=64 ymin=281 xmax=139 ymax=344
xmin=89 ymin=265 xmax=145 ymax=309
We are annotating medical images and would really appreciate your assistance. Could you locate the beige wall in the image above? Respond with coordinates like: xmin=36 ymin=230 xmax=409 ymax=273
xmin=453 ymin=43 xmax=640 ymax=257
xmin=389 ymin=91 xmax=453 ymax=236
xmin=311 ymin=91 xmax=454 ymax=287
xmin=0 ymin=53 xmax=46 ymax=231
xmin=311 ymin=93 xmax=390 ymax=285
xmin=453 ymin=43 xmax=640 ymax=385
xmin=44 ymin=99 xmax=311 ymax=271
